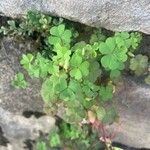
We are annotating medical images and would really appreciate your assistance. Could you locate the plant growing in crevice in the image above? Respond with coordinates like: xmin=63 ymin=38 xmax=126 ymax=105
xmin=4 ymin=12 xmax=146 ymax=150
xmin=20 ymin=25 xmax=141 ymax=149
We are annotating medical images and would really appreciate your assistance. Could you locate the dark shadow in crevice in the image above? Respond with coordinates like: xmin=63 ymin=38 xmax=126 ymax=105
xmin=0 ymin=126 xmax=9 ymax=146
xmin=24 ymin=139 xmax=35 ymax=150
xmin=22 ymin=110 xmax=46 ymax=118
xmin=113 ymin=142 xmax=150 ymax=150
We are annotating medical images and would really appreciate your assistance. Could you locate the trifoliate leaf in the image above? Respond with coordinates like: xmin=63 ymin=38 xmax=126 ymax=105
xmin=101 ymin=55 xmax=119 ymax=70
xmin=49 ymin=24 xmax=72 ymax=46
xmin=99 ymin=34 xmax=131 ymax=71
xmin=20 ymin=53 xmax=33 ymax=69
xmin=129 ymin=54 xmax=148 ymax=76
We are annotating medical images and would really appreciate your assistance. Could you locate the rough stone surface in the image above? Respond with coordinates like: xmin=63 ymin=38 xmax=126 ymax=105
xmin=112 ymin=76 xmax=150 ymax=149
xmin=0 ymin=0 xmax=150 ymax=34
xmin=0 ymin=37 xmax=55 ymax=149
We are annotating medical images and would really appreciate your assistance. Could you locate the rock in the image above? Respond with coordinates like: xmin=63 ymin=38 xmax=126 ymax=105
xmin=0 ymin=37 xmax=55 ymax=149
xmin=112 ymin=76 xmax=150 ymax=149
xmin=0 ymin=0 xmax=150 ymax=34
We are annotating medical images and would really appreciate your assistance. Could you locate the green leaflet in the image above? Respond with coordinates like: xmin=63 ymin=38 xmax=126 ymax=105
xmin=36 ymin=141 xmax=47 ymax=150
xmin=70 ymin=53 xmax=89 ymax=80
xmin=86 ymin=60 xmax=101 ymax=83
xmin=99 ymin=85 xmax=113 ymax=101
xmin=49 ymin=129 xmax=61 ymax=147
xmin=41 ymin=77 xmax=57 ymax=103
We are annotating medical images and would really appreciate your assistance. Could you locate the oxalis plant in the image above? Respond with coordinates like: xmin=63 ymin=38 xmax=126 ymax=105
xmin=2 ymin=12 xmax=149 ymax=150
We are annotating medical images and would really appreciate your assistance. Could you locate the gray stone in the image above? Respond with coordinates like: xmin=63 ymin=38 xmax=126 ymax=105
xmin=111 ymin=76 xmax=150 ymax=149
xmin=0 ymin=37 xmax=55 ymax=149
xmin=0 ymin=0 xmax=150 ymax=34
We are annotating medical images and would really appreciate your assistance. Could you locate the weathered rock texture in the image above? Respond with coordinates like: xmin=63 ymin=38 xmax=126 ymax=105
xmin=0 ymin=37 xmax=55 ymax=149
xmin=0 ymin=0 xmax=150 ymax=34
xmin=112 ymin=76 xmax=150 ymax=149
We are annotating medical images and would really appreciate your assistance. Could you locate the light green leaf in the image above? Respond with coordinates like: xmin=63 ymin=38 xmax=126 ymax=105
xmin=79 ymin=61 xmax=89 ymax=77
xmin=70 ymin=54 xmax=82 ymax=67
xmin=70 ymin=68 xmax=82 ymax=80
xmin=11 ymin=73 xmax=28 ymax=89
xmin=36 ymin=141 xmax=47 ymax=150
xmin=105 ymin=37 xmax=116 ymax=51
xmin=99 ymin=42 xmax=110 ymax=54
xmin=48 ymin=36 xmax=61 ymax=45
xmin=101 ymin=55 xmax=119 ymax=70
xmin=49 ymin=131 xmax=61 ymax=147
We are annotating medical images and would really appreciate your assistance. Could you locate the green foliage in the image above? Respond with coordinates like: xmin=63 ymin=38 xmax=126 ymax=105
xmin=99 ymin=32 xmax=141 ymax=71
xmin=7 ymin=12 xmax=145 ymax=150
xmin=48 ymin=24 xmax=72 ymax=46
xmin=49 ymin=129 xmax=61 ymax=147
xmin=0 ymin=11 xmax=52 ymax=36
xmin=36 ymin=141 xmax=47 ymax=150
xmin=99 ymin=85 xmax=113 ymax=101
xmin=11 ymin=73 xmax=28 ymax=89
xmin=129 ymin=54 xmax=148 ymax=76
xmin=20 ymin=53 xmax=51 ymax=78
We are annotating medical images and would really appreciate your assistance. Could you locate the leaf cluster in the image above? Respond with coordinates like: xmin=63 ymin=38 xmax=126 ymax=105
xmin=7 ymin=13 xmax=144 ymax=150
xmin=11 ymin=73 xmax=28 ymax=89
